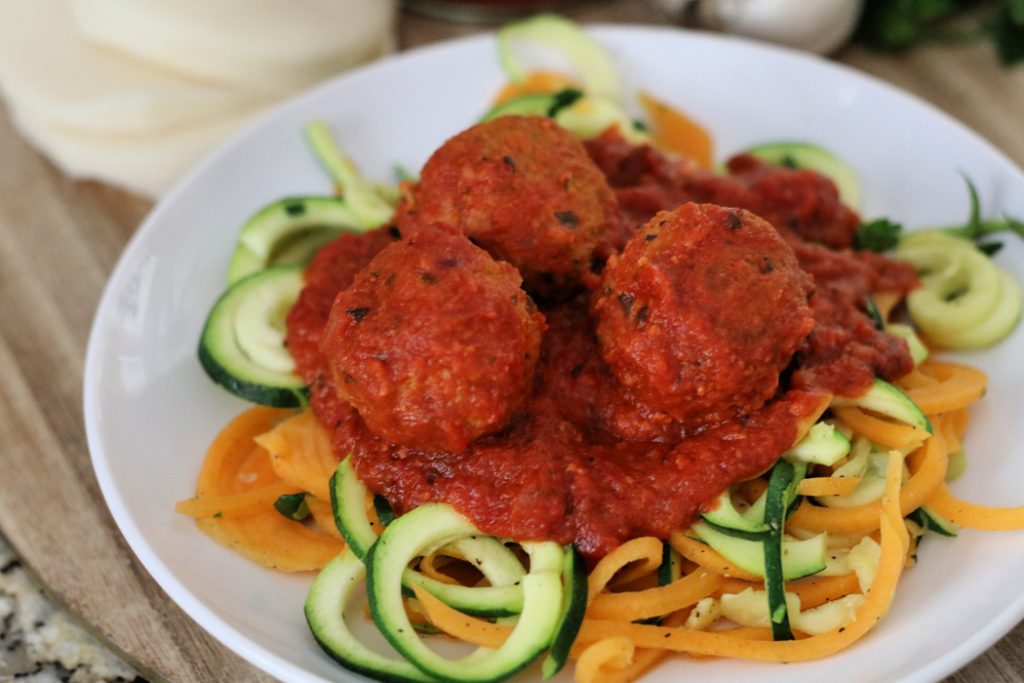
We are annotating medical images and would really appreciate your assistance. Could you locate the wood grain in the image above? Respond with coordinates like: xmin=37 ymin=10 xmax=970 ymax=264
xmin=0 ymin=3 xmax=1022 ymax=682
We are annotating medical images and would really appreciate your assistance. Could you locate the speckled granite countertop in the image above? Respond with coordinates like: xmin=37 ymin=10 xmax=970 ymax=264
xmin=0 ymin=535 xmax=142 ymax=683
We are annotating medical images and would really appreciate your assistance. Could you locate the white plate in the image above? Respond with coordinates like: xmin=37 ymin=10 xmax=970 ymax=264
xmin=84 ymin=25 xmax=1024 ymax=683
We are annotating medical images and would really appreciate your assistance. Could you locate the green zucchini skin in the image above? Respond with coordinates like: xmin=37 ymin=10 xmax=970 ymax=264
xmin=832 ymin=378 xmax=933 ymax=434
xmin=763 ymin=460 xmax=796 ymax=641
xmin=496 ymin=14 xmax=620 ymax=101
xmin=693 ymin=522 xmax=825 ymax=581
xmin=227 ymin=195 xmax=364 ymax=285
xmin=305 ymin=550 xmax=437 ymax=683
xmin=304 ymin=121 xmax=396 ymax=229
xmin=479 ymin=90 xmax=582 ymax=122
xmin=366 ymin=504 xmax=564 ymax=683
xmin=658 ymin=542 xmax=683 ymax=587
xmin=197 ymin=341 xmax=307 ymax=408
xmin=541 ymin=546 xmax=587 ymax=679
xmin=331 ymin=459 xmax=380 ymax=559
xmin=910 ymin=505 xmax=959 ymax=537
xmin=331 ymin=460 xmax=527 ymax=617
xmin=701 ymin=489 xmax=770 ymax=539
xmin=197 ymin=266 xmax=308 ymax=407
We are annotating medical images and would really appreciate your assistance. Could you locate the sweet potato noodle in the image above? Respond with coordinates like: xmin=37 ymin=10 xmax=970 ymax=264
xmin=283 ymin=116 xmax=919 ymax=560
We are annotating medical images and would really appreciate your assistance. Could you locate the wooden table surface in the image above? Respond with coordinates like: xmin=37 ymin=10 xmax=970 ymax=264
xmin=1 ymin=2 xmax=1023 ymax=681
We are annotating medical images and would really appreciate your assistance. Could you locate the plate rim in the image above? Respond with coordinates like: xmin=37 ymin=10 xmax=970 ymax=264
xmin=83 ymin=23 xmax=1024 ymax=683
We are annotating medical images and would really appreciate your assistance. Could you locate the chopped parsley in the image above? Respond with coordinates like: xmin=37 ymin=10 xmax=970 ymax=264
xmin=855 ymin=218 xmax=903 ymax=252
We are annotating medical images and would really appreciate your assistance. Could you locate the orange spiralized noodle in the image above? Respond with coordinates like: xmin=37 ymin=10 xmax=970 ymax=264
xmin=587 ymin=570 xmax=722 ymax=622
xmin=950 ymin=407 xmax=969 ymax=440
xmin=926 ymin=483 xmax=1024 ymax=530
xmin=195 ymin=406 xmax=289 ymax=493
xmin=903 ymin=362 xmax=987 ymax=414
xmin=576 ymin=638 xmax=636 ymax=683
xmin=873 ymin=292 xmax=901 ymax=321
xmin=181 ymin=406 xmax=343 ymax=571
xmin=831 ymin=406 xmax=929 ymax=449
xmin=895 ymin=367 xmax=939 ymax=390
xmin=305 ymin=494 xmax=343 ymax=540
xmin=419 ymin=548 xmax=461 ymax=585
xmin=583 ymin=610 xmax=689 ymax=683
xmin=936 ymin=412 xmax=963 ymax=455
xmin=587 ymin=537 xmax=663 ymax=601
xmin=254 ymin=409 xmax=340 ymax=501
xmin=412 ymin=586 xmax=510 ymax=648
xmin=797 ymin=477 xmax=862 ymax=497
xmin=786 ymin=573 xmax=861 ymax=610
xmin=175 ymin=480 xmax=299 ymax=518
xmin=638 ymin=91 xmax=713 ymax=170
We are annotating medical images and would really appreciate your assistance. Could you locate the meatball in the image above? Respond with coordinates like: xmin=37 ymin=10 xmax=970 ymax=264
xmin=398 ymin=116 xmax=619 ymax=293
xmin=592 ymin=203 xmax=814 ymax=430
xmin=286 ymin=228 xmax=397 ymax=380
xmin=321 ymin=226 xmax=544 ymax=453
xmin=534 ymin=296 xmax=683 ymax=443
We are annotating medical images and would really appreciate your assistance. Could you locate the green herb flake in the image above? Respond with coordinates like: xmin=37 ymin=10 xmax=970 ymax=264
xmin=855 ymin=218 xmax=904 ymax=252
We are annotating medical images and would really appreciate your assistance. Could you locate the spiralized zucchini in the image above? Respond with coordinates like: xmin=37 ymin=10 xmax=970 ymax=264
xmin=896 ymin=231 xmax=1022 ymax=349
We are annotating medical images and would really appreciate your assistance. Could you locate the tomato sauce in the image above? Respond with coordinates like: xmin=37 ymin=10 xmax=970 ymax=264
xmin=291 ymin=240 xmax=820 ymax=558
xmin=286 ymin=132 xmax=919 ymax=559
xmin=306 ymin=294 xmax=820 ymax=558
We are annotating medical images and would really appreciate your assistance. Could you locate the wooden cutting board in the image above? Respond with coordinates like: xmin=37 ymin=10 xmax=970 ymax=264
xmin=2 ymin=4 xmax=1024 ymax=682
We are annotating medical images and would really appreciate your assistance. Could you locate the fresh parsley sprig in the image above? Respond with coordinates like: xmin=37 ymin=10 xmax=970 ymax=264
xmin=855 ymin=218 xmax=904 ymax=252
xmin=856 ymin=173 xmax=1024 ymax=252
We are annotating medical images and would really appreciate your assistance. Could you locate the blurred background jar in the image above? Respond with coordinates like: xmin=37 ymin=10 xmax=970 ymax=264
xmin=662 ymin=0 xmax=865 ymax=55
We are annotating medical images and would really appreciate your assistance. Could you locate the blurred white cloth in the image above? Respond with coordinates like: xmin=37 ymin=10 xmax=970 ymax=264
xmin=0 ymin=0 xmax=396 ymax=197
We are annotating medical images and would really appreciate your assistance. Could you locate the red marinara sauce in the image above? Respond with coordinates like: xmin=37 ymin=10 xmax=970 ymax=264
xmin=297 ymin=280 xmax=821 ymax=557
xmin=285 ymin=130 xmax=918 ymax=560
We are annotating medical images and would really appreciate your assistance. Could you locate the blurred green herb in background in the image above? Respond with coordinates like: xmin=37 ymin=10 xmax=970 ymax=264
xmin=858 ymin=0 xmax=1024 ymax=65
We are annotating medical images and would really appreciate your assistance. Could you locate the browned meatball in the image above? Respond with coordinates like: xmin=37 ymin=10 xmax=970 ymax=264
xmin=398 ymin=115 xmax=619 ymax=293
xmin=321 ymin=226 xmax=545 ymax=453
xmin=592 ymin=203 xmax=814 ymax=431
